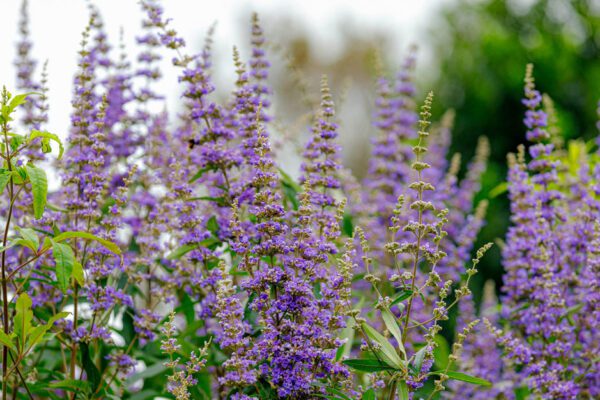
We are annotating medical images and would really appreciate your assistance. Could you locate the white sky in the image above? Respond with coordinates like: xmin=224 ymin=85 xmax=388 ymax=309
xmin=0 ymin=0 xmax=450 ymax=140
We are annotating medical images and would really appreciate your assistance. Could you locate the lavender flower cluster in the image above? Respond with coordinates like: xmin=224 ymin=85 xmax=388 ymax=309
xmin=0 ymin=1 xmax=597 ymax=399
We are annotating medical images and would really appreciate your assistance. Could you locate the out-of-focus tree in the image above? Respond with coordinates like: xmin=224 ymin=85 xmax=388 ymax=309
xmin=430 ymin=0 xmax=600 ymax=298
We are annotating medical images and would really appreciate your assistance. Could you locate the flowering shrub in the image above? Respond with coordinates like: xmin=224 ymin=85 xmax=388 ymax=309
xmin=0 ymin=1 xmax=597 ymax=399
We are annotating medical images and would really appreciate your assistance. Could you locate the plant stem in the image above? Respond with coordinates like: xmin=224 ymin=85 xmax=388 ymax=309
xmin=1 ymin=113 xmax=15 ymax=400
xmin=70 ymin=285 xmax=78 ymax=380
xmin=388 ymin=377 xmax=398 ymax=400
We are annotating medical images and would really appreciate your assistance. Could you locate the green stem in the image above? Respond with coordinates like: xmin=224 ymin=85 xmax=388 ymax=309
xmin=1 ymin=115 xmax=16 ymax=400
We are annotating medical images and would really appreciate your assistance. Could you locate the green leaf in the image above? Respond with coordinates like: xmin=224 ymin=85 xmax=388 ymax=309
xmin=0 ymin=242 xmax=17 ymax=254
xmin=412 ymin=345 xmax=428 ymax=373
xmin=361 ymin=322 xmax=404 ymax=370
xmin=206 ymin=215 xmax=219 ymax=234
xmin=81 ymin=342 xmax=102 ymax=391
xmin=0 ymin=171 xmax=11 ymax=195
xmin=125 ymin=362 xmax=167 ymax=386
xmin=362 ymin=389 xmax=375 ymax=400
xmin=342 ymin=214 xmax=354 ymax=237
xmin=428 ymin=370 xmax=492 ymax=387
xmin=0 ymin=331 xmax=15 ymax=352
xmin=342 ymin=358 xmax=397 ymax=373
xmin=52 ymin=241 xmax=75 ymax=292
xmin=381 ymin=308 xmax=406 ymax=359
xmin=8 ymin=93 xmax=35 ymax=114
xmin=189 ymin=196 xmax=226 ymax=206
xmin=48 ymin=379 xmax=91 ymax=393
xmin=167 ymin=243 xmax=199 ymax=260
xmin=46 ymin=203 xmax=68 ymax=213
xmin=72 ymin=261 xmax=84 ymax=286
xmin=397 ymin=380 xmax=409 ymax=400
xmin=323 ymin=387 xmax=352 ymax=400
xmin=10 ymin=134 xmax=26 ymax=151
xmin=433 ymin=334 xmax=450 ymax=369
xmin=17 ymin=227 xmax=39 ymax=252
xmin=489 ymin=182 xmax=508 ymax=198
xmin=25 ymin=311 xmax=69 ymax=352
xmin=52 ymin=231 xmax=121 ymax=255
xmin=335 ymin=321 xmax=355 ymax=361
xmin=14 ymin=293 xmax=33 ymax=349
xmin=29 ymin=130 xmax=64 ymax=159
xmin=278 ymin=168 xmax=302 ymax=192
xmin=24 ymin=165 xmax=47 ymax=219
xmin=390 ymin=289 xmax=413 ymax=306
xmin=189 ymin=166 xmax=217 ymax=183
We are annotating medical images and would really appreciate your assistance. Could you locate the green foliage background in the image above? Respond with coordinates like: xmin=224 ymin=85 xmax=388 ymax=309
xmin=429 ymin=0 xmax=600 ymax=301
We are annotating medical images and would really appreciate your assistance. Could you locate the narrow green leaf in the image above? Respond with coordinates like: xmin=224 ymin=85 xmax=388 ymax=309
xmin=29 ymin=130 xmax=64 ymax=160
xmin=362 ymin=389 xmax=375 ymax=400
xmin=489 ymin=182 xmax=508 ymax=199
xmin=335 ymin=321 xmax=355 ymax=361
xmin=10 ymin=134 xmax=26 ymax=151
xmin=52 ymin=231 xmax=121 ymax=255
xmin=0 ymin=172 xmax=10 ymax=195
xmin=433 ymin=334 xmax=450 ymax=369
xmin=413 ymin=345 xmax=428 ymax=373
xmin=17 ymin=227 xmax=39 ymax=252
xmin=428 ymin=370 xmax=492 ymax=387
xmin=81 ymin=342 xmax=102 ymax=391
xmin=397 ymin=380 xmax=409 ymax=400
xmin=0 ymin=242 xmax=16 ymax=254
xmin=381 ymin=308 xmax=406 ymax=359
xmin=8 ymin=93 xmax=35 ymax=115
xmin=48 ymin=379 xmax=91 ymax=393
xmin=13 ymin=238 xmax=38 ymax=253
xmin=361 ymin=322 xmax=404 ymax=370
xmin=189 ymin=166 xmax=216 ymax=183
xmin=72 ymin=261 xmax=84 ymax=286
xmin=14 ymin=293 xmax=33 ymax=349
xmin=52 ymin=241 xmax=75 ymax=292
xmin=24 ymin=165 xmax=47 ymax=219
xmin=278 ymin=168 xmax=302 ymax=192
xmin=206 ymin=215 xmax=219 ymax=234
xmin=342 ymin=358 xmax=397 ymax=373
xmin=325 ymin=387 xmax=352 ymax=400
xmin=390 ymin=289 xmax=413 ymax=306
xmin=0 ymin=331 xmax=15 ymax=352
xmin=167 ymin=243 xmax=199 ymax=260
xmin=125 ymin=362 xmax=167 ymax=386
xmin=46 ymin=203 xmax=68 ymax=213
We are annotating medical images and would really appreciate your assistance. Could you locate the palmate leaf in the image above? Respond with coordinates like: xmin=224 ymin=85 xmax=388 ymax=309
xmin=25 ymin=164 xmax=48 ymax=219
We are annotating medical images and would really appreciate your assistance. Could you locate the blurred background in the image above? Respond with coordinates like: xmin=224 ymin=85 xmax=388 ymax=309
xmin=2 ymin=0 xmax=600 ymax=302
